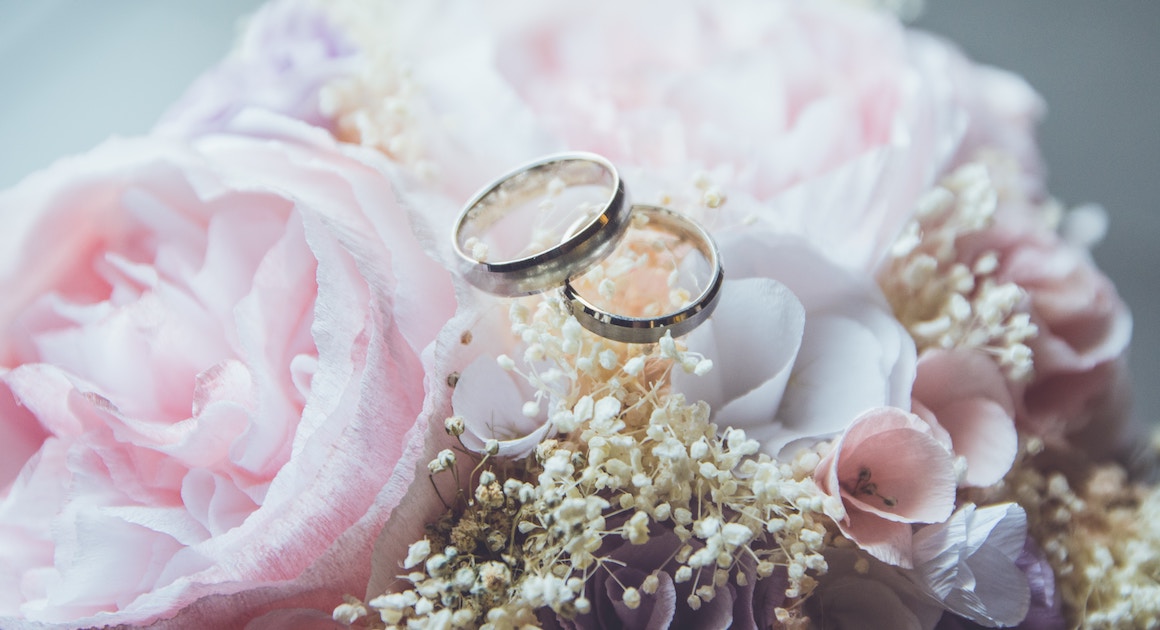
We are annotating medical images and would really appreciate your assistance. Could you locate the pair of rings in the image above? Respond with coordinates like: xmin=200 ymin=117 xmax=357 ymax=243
xmin=452 ymin=152 xmax=723 ymax=344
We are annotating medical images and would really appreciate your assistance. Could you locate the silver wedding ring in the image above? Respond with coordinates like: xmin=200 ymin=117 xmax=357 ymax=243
xmin=563 ymin=205 xmax=723 ymax=344
xmin=453 ymin=154 xmax=722 ymax=343
xmin=453 ymin=152 xmax=630 ymax=297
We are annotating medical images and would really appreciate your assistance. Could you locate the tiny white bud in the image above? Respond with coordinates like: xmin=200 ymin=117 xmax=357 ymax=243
xmin=471 ymin=241 xmax=488 ymax=262
xmin=496 ymin=354 xmax=516 ymax=371
xmin=403 ymin=539 xmax=432 ymax=569
xmin=592 ymin=396 xmax=622 ymax=425
xmin=332 ymin=601 xmax=367 ymax=624
xmin=562 ymin=316 xmax=583 ymax=342
xmin=622 ymin=587 xmax=641 ymax=609
xmin=444 ymin=415 xmax=465 ymax=436
xmin=552 ymin=409 xmax=578 ymax=433
xmin=428 ymin=449 xmax=456 ymax=473
xmin=599 ymin=278 xmax=616 ymax=301
xmin=689 ymin=438 xmax=709 ymax=460
xmin=702 ymin=186 xmax=725 ymax=208
xmin=623 ymin=355 xmax=645 ymax=376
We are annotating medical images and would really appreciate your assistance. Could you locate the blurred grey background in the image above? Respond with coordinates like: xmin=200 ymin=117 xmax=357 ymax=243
xmin=0 ymin=1 xmax=1156 ymax=430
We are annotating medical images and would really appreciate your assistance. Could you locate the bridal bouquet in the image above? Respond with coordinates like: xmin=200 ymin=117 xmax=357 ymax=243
xmin=0 ymin=1 xmax=1153 ymax=628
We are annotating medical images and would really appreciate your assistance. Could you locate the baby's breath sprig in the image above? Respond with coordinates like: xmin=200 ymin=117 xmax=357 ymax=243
xmin=879 ymin=160 xmax=1039 ymax=382
xmin=341 ymin=228 xmax=832 ymax=629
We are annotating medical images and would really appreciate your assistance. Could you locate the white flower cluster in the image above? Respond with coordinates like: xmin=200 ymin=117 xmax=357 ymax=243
xmin=345 ymin=277 xmax=830 ymax=628
xmin=880 ymin=161 xmax=1039 ymax=381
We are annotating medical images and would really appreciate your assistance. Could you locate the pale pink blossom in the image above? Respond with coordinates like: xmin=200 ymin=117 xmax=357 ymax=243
xmin=0 ymin=113 xmax=454 ymax=626
xmin=912 ymin=349 xmax=1018 ymax=487
xmin=815 ymin=407 xmax=957 ymax=568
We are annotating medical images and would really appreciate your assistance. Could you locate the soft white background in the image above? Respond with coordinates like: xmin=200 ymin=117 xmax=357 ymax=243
xmin=0 ymin=1 xmax=1156 ymax=430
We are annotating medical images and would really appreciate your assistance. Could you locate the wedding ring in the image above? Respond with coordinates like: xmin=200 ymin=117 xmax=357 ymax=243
xmin=563 ymin=205 xmax=724 ymax=344
xmin=452 ymin=152 xmax=630 ymax=297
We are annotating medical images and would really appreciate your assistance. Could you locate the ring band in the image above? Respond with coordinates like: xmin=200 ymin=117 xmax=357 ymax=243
xmin=563 ymin=205 xmax=724 ymax=344
xmin=452 ymin=152 xmax=630 ymax=297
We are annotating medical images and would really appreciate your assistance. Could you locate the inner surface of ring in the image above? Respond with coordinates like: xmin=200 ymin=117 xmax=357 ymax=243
xmin=457 ymin=159 xmax=616 ymax=265
xmin=567 ymin=208 xmax=716 ymax=322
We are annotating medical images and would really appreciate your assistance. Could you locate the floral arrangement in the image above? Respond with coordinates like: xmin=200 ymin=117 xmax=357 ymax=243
xmin=0 ymin=1 xmax=1154 ymax=629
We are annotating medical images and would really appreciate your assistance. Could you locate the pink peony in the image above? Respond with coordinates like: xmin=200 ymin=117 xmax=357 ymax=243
xmin=326 ymin=0 xmax=1019 ymax=272
xmin=0 ymin=113 xmax=454 ymax=626
xmin=815 ymin=407 xmax=957 ymax=568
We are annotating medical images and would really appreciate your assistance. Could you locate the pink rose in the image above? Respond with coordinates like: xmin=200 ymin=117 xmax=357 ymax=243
xmin=0 ymin=114 xmax=454 ymax=626
xmin=814 ymin=407 xmax=957 ymax=568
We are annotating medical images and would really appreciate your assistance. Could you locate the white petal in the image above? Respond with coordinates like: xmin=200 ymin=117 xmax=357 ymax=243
xmin=453 ymin=354 xmax=547 ymax=456
xmin=910 ymin=502 xmax=1030 ymax=627
xmin=775 ymin=313 xmax=900 ymax=443
xmin=950 ymin=544 xmax=1030 ymax=626
xmin=964 ymin=502 xmax=1027 ymax=560
xmin=671 ymin=278 xmax=804 ymax=432
xmin=911 ymin=504 xmax=971 ymax=599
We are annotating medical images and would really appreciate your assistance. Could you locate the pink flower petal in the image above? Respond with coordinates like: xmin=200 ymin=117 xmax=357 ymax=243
xmin=937 ymin=398 xmax=1018 ymax=487
xmin=816 ymin=407 xmax=957 ymax=567
xmin=913 ymin=350 xmax=1018 ymax=487
xmin=913 ymin=349 xmax=1014 ymax=417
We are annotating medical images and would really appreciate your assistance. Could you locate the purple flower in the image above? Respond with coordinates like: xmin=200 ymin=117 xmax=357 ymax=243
xmin=155 ymin=0 xmax=358 ymax=137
